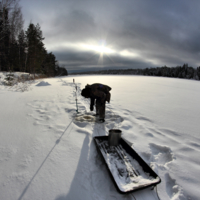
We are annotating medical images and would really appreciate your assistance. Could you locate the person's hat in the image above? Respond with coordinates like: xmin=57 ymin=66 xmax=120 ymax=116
xmin=81 ymin=88 xmax=90 ymax=98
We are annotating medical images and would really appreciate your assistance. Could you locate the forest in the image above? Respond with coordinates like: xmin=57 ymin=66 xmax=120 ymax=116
xmin=0 ymin=0 xmax=67 ymax=77
xmin=73 ymin=64 xmax=200 ymax=81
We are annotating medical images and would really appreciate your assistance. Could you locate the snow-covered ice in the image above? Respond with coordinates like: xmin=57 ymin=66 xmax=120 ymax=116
xmin=0 ymin=74 xmax=200 ymax=200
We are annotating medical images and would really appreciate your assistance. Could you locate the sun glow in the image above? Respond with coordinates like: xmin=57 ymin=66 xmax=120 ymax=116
xmin=81 ymin=44 xmax=115 ymax=54
xmin=79 ymin=40 xmax=115 ymax=65
xmin=53 ymin=40 xmax=117 ymax=66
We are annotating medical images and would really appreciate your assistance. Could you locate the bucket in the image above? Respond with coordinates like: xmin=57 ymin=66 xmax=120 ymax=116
xmin=108 ymin=129 xmax=122 ymax=146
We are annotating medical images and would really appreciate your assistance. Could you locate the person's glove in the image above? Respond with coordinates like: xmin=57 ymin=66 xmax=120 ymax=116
xmin=90 ymin=105 xmax=94 ymax=111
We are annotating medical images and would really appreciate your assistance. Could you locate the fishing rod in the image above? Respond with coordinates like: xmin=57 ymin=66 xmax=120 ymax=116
xmin=73 ymin=79 xmax=79 ymax=113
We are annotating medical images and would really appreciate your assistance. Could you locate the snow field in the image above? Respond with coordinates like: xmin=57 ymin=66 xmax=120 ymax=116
xmin=0 ymin=74 xmax=200 ymax=200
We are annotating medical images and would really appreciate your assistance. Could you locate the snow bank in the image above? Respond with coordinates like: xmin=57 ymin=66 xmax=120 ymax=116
xmin=36 ymin=81 xmax=51 ymax=86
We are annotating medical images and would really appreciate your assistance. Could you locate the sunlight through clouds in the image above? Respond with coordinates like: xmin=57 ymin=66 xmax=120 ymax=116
xmin=80 ymin=43 xmax=115 ymax=54
xmin=20 ymin=0 xmax=200 ymax=72
xmin=79 ymin=40 xmax=116 ymax=65
xmin=120 ymin=50 xmax=139 ymax=58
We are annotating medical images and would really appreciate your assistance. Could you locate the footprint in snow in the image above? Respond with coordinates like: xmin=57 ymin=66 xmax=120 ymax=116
xmin=187 ymin=141 xmax=200 ymax=151
xmin=165 ymin=173 xmax=186 ymax=200
xmin=145 ymin=132 xmax=154 ymax=137
xmin=149 ymin=143 xmax=175 ymax=166
xmin=136 ymin=116 xmax=153 ymax=123
xmin=0 ymin=146 xmax=17 ymax=162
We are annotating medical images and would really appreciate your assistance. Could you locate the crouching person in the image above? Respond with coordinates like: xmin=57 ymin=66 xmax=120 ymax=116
xmin=81 ymin=83 xmax=111 ymax=123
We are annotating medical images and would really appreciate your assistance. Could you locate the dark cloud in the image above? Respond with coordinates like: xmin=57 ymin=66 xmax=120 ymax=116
xmin=20 ymin=0 xmax=200 ymax=72
xmin=47 ymin=9 xmax=97 ymax=42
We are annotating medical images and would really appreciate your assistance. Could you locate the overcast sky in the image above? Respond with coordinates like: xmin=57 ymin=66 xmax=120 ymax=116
xmin=20 ymin=0 xmax=200 ymax=73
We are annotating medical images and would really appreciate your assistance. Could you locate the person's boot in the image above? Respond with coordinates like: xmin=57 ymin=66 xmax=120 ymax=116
xmin=99 ymin=119 xmax=105 ymax=123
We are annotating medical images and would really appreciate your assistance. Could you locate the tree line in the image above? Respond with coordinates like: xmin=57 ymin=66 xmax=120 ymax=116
xmin=0 ymin=0 xmax=67 ymax=77
xmin=72 ymin=64 xmax=200 ymax=81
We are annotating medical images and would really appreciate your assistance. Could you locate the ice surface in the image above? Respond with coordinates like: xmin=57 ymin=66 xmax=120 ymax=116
xmin=0 ymin=74 xmax=199 ymax=200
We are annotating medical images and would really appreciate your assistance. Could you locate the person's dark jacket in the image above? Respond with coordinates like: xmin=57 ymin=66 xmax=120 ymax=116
xmin=82 ymin=83 xmax=111 ymax=111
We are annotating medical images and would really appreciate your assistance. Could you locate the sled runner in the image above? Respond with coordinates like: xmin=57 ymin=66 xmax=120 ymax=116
xmin=94 ymin=136 xmax=161 ymax=193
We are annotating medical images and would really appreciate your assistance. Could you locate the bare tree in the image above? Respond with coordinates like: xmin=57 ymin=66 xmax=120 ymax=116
xmin=9 ymin=1 xmax=24 ymax=42
xmin=0 ymin=0 xmax=20 ymax=38
xmin=0 ymin=0 xmax=23 ymax=71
